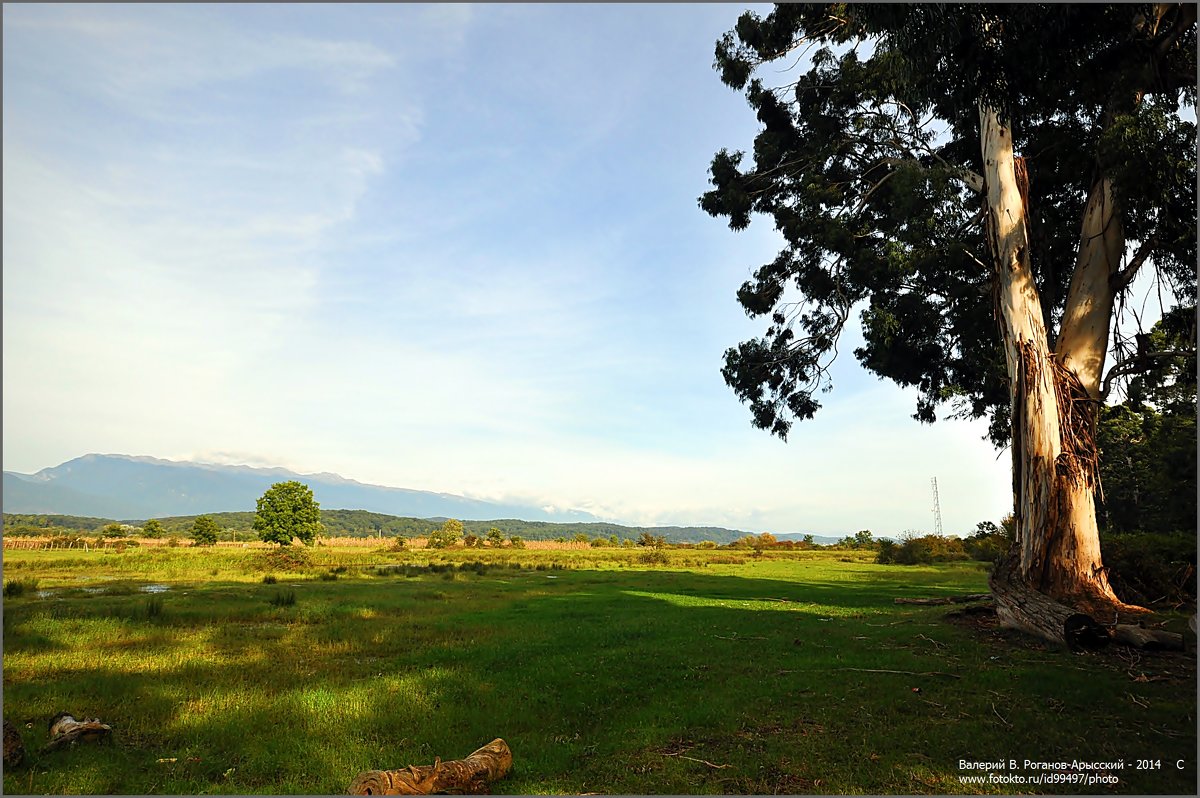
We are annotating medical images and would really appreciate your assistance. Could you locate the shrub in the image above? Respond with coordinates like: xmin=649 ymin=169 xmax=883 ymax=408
xmin=391 ymin=536 xmax=408 ymax=551
xmin=637 ymin=549 xmax=670 ymax=566
xmin=509 ymin=536 xmax=526 ymax=549
xmin=427 ymin=519 xmax=463 ymax=549
xmin=269 ymin=589 xmax=297 ymax=607
xmin=463 ymin=533 xmax=483 ymax=548
xmin=262 ymin=575 xmax=278 ymax=585
xmin=876 ymin=539 xmax=897 ymax=564
xmin=143 ymin=596 xmax=164 ymax=619
xmin=167 ymin=536 xmax=181 ymax=548
xmin=259 ymin=546 xmax=313 ymax=572
xmin=638 ymin=532 xmax=666 ymax=549
xmin=3 ymin=578 xmax=39 ymax=597
xmin=319 ymin=571 xmax=339 ymax=581
xmin=963 ymin=533 xmax=1010 ymax=564
xmin=1101 ymin=532 xmax=1196 ymax=608
xmin=886 ymin=534 xmax=969 ymax=565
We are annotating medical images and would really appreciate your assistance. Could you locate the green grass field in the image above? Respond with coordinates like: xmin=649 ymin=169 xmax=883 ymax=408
xmin=2 ymin=546 xmax=1195 ymax=794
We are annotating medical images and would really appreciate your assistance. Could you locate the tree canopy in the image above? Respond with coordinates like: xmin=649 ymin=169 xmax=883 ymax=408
xmin=253 ymin=481 xmax=323 ymax=546
xmin=702 ymin=4 xmax=1195 ymax=444
xmin=191 ymin=515 xmax=220 ymax=546
xmin=427 ymin=518 xmax=463 ymax=549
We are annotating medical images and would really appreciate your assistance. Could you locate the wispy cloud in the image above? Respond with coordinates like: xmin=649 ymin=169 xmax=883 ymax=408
xmin=4 ymin=4 xmax=1013 ymax=536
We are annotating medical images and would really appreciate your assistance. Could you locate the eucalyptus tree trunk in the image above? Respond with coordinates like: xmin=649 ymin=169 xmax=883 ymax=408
xmin=978 ymin=107 xmax=1137 ymax=644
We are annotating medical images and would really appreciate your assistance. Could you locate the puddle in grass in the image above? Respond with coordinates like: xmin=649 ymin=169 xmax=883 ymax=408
xmin=140 ymin=584 xmax=170 ymax=594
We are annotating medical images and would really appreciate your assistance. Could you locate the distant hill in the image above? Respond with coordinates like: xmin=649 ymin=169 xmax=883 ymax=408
xmin=2 ymin=508 xmax=760 ymax=545
xmin=1 ymin=454 xmax=602 ymax=523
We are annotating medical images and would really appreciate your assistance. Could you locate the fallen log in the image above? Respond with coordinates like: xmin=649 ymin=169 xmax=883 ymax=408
xmin=44 ymin=712 xmax=113 ymax=752
xmin=1113 ymin=624 xmax=1184 ymax=651
xmin=894 ymin=594 xmax=992 ymax=605
xmin=989 ymin=557 xmax=1110 ymax=651
xmin=347 ymin=738 xmax=512 ymax=795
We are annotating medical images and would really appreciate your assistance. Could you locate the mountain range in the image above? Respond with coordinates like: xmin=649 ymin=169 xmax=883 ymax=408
xmin=3 ymin=454 xmax=844 ymax=544
xmin=2 ymin=454 xmax=604 ymax=524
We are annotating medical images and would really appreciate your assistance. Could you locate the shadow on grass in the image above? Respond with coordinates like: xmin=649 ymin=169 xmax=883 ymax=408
xmin=3 ymin=566 xmax=1196 ymax=795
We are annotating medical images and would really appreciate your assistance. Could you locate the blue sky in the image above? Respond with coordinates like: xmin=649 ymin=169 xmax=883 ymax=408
xmin=3 ymin=3 xmax=1014 ymax=535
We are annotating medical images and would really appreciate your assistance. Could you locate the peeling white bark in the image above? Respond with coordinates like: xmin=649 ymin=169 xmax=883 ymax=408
xmin=979 ymin=106 xmax=1120 ymax=615
xmin=1056 ymin=178 xmax=1125 ymax=399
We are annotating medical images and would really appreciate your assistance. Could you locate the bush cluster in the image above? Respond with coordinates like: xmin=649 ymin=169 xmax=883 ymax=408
xmin=876 ymin=534 xmax=969 ymax=565
xmin=1101 ymin=532 xmax=1196 ymax=608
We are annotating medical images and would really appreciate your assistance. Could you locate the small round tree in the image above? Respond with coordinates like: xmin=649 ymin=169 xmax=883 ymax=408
xmin=486 ymin=527 xmax=506 ymax=547
xmin=142 ymin=519 xmax=164 ymax=538
xmin=254 ymin=481 xmax=323 ymax=546
xmin=427 ymin=519 xmax=463 ymax=549
xmin=191 ymin=515 xmax=220 ymax=546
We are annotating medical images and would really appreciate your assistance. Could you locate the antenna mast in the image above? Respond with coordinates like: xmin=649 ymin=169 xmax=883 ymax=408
xmin=930 ymin=477 xmax=944 ymax=536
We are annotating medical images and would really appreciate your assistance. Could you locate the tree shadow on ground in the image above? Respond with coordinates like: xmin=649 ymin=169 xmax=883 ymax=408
xmin=3 ymin=566 xmax=1196 ymax=795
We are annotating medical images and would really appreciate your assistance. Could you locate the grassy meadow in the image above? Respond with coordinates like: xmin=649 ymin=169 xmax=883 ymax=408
xmin=2 ymin=544 xmax=1195 ymax=795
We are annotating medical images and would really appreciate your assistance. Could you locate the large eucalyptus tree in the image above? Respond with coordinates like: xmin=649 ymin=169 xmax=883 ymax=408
xmin=701 ymin=4 xmax=1195 ymax=644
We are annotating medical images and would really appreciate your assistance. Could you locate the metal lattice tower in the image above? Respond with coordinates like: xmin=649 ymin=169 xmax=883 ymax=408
xmin=930 ymin=477 xmax=944 ymax=536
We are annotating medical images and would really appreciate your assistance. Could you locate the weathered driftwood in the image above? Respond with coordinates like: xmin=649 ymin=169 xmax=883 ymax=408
xmin=989 ymin=557 xmax=1111 ymax=651
xmin=1112 ymin=624 xmax=1184 ymax=651
xmin=347 ymin=738 xmax=512 ymax=795
xmin=44 ymin=712 xmax=113 ymax=752
xmin=894 ymin=594 xmax=992 ymax=605
xmin=3 ymin=720 xmax=24 ymax=768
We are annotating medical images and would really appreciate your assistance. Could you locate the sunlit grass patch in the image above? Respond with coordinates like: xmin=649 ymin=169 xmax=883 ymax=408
xmin=2 ymin=547 xmax=1194 ymax=795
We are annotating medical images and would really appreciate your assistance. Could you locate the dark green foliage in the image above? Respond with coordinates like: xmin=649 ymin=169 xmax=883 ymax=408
xmin=3 ymin=578 xmax=38 ymax=597
xmin=486 ymin=527 xmax=505 ymax=547
xmin=637 ymin=549 xmax=670 ymax=566
xmin=253 ymin=481 xmax=323 ymax=546
xmin=1 ymin=513 xmax=115 ymax=533
xmin=143 ymin=596 xmax=164 ymax=620
xmin=262 ymin=575 xmax=277 ymax=585
xmin=959 ymin=520 xmax=1013 ymax=564
xmin=1100 ymin=532 xmax=1197 ymax=608
xmin=191 ymin=516 xmax=220 ymax=546
xmin=835 ymin=530 xmax=878 ymax=550
xmin=427 ymin=518 xmax=463 ymax=549
xmin=141 ymin=518 xmax=164 ymax=538
xmin=99 ymin=522 xmax=127 ymax=538
xmin=637 ymin=532 xmax=666 ymax=549
xmin=462 ymin=533 xmax=483 ymax=548
xmin=258 ymin=545 xmax=312 ymax=572
xmin=1097 ymin=309 xmax=1197 ymax=536
xmin=268 ymin=589 xmax=296 ymax=607
xmin=877 ymin=534 xmax=968 ymax=565
xmin=703 ymin=4 xmax=1195 ymax=443
xmin=3 ymin=510 xmax=754 ymax=545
